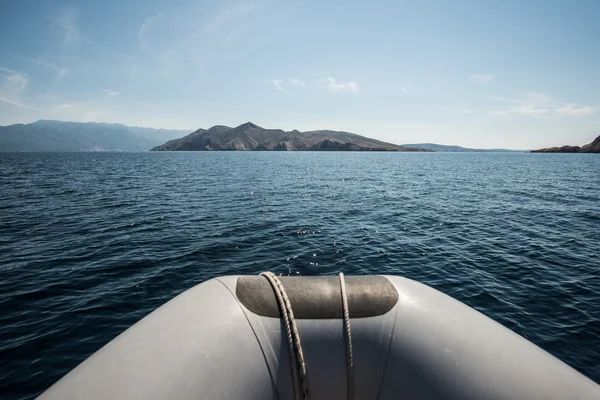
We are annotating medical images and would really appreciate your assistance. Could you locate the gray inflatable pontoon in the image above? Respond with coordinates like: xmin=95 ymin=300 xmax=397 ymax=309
xmin=39 ymin=275 xmax=600 ymax=399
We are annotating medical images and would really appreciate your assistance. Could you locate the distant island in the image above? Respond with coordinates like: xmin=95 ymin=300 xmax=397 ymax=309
xmin=531 ymin=135 xmax=600 ymax=153
xmin=400 ymin=143 xmax=520 ymax=152
xmin=151 ymin=122 xmax=425 ymax=152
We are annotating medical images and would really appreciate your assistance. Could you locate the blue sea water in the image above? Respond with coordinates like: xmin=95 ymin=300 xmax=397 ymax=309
xmin=0 ymin=151 xmax=599 ymax=398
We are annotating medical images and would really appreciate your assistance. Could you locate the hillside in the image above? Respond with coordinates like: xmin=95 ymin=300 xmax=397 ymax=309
xmin=531 ymin=135 xmax=600 ymax=153
xmin=151 ymin=122 xmax=424 ymax=152
xmin=0 ymin=120 xmax=190 ymax=152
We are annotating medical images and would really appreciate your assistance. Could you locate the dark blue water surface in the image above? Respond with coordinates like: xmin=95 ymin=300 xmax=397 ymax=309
xmin=1 ymin=152 xmax=599 ymax=398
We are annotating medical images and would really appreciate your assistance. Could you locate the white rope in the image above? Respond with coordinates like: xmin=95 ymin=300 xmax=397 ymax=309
xmin=260 ymin=272 xmax=354 ymax=400
xmin=260 ymin=272 xmax=309 ymax=400
xmin=339 ymin=272 xmax=354 ymax=400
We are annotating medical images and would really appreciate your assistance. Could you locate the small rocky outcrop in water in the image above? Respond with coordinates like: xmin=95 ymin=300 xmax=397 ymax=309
xmin=532 ymin=135 xmax=600 ymax=153
xmin=151 ymin=122 xmax=427 ymax=152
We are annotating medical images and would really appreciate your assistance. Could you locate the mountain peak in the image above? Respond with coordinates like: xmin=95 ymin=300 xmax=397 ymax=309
xmin=237 ymin=122 xmax=260 ymax=130
xmin=33 ymin=119 xmax=59 ymax=125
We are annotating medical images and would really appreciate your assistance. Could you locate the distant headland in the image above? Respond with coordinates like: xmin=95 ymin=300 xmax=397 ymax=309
xmin=531 ymin=135 xmax=600 ymax=153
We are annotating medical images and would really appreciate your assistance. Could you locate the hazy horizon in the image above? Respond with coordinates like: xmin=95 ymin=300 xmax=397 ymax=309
xmin=3 ymin=118 xmax=589 ymax=151
xmin=1 ymin=0 xmax=599 ymax=150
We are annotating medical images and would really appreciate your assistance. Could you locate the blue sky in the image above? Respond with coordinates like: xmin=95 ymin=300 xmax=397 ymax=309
xmin=0 ymin=0 xmax=599 ymax=149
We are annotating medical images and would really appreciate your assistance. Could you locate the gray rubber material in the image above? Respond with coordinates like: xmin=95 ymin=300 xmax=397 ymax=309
xmin=378 ymin=276 xmax=599 ymax=400
xmin=39 ymin=278 xmax=278 ymax=400
xmin=38 ymin=275 xmax=600 ymax=400
xmin=236 ymin=275 xmax=398 ymax=318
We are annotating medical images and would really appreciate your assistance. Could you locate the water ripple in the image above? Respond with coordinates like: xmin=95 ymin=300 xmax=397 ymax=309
xmin=0 ymin=151 xmax=599 ymax=399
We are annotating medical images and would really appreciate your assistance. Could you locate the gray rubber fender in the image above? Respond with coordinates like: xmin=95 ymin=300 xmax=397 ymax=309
xmin=38 ymin=275 xmax=600 ymax=400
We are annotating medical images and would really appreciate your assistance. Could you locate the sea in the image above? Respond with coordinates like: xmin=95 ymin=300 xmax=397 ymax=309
xmin=1 ymin=151 xmax=599 ymax=399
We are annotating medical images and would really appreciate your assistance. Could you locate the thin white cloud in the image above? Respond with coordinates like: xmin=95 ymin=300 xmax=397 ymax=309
xmin=487 ymin=110 xmax=509 ymax=118
xmin=470 ymin=74 xmax=495 ymax=84
xmin=173 ymin=2 xmax=262 ymax=51
xmin=0 ymin=68 xmax=28 ymax=95
xmin=271 ymin=79 xmax=285 ymax=92
xmin=485 ymin=95 xmax=511 ymax=103
xmin=488 ymin=92 xmax=553 ymax=106
xmin=555 ymin=104 xmax=597 ymax=117
xmin=7 ymin=53 xmax=69 ymax=84
xmin=512 ymin=105 xmax=552 ymax=116
xmin=138 ymin=12 xmax=164 ymax=51
xmin=488 ymin=92 xmax=597 ymax=118
xmin=154 ymin=2 xmax=267 ymax=77
xmin=6 ymin=10 xmax=81 ymax=87
xmin=61 ymin=104 xmax=73 ymax=108
xmin=101 ymin=89 xmax=120 ymax=96
xmin=202 ymin=2 xmax=262 ymax=32
xmin=0 ymin=67 xmax=34 ymax=108
xmin=400 ymin=85 xmax=417 ymax=95
xmin=290 ymin=78 xmax=305 ymax=87
xmin=54 ymin=9 xmax=82 ymax=47
xmin=445 ymin=104 xmax=474 ymax=113
xmin=521 ymin=91 xmax=553 ymax=104
xmin=318 ymin=77 xmax=359 ymax=93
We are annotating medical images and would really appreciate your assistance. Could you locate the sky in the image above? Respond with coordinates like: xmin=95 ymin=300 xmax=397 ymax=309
xmin=0 ymin=0 xmax=599 ymax=149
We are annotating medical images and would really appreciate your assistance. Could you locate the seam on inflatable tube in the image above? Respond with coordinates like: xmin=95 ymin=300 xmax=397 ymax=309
xmin=375 ymin=276 xmax=401 ymax=400
xmin=216 ymin=277 xmax=280 ymax=400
